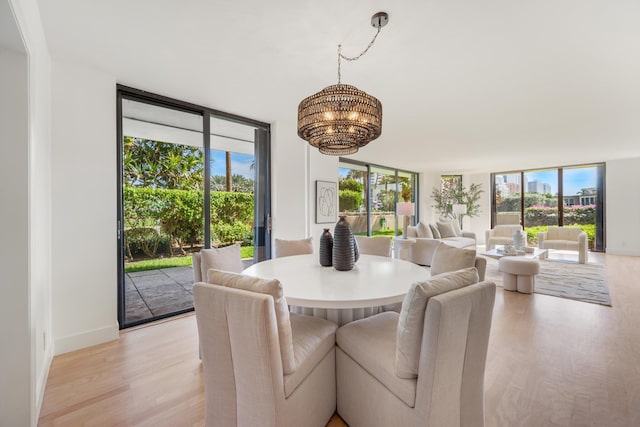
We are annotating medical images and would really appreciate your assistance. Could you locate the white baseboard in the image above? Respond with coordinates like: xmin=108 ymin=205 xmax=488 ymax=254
xmin=605 ymin=247 xmax=640 ymax=257
xmin=54 ymin=322 xmax=120 ymax=355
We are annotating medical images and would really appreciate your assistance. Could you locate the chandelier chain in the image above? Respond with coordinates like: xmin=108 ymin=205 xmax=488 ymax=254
xmin=337 ymin=26 xmax=382 ymax=84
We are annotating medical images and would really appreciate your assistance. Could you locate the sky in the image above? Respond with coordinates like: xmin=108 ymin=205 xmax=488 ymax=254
xmin=526 ymin=167 xmax=597 ymax=196
xmin=210 ymin=150 xmax=254 ymax=178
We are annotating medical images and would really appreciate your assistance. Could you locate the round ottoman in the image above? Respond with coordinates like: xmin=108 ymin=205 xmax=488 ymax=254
xmin=498 ymin=257 xmax=540 ymax=293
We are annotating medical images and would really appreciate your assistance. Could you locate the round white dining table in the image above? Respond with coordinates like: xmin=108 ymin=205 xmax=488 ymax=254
xmin=242 ymin=254 xmax=431 ymax=325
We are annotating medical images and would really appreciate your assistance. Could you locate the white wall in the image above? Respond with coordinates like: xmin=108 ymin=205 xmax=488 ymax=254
xmin=419 ymin=171 xmax=441 ymax=223
xmin=50 ymin=60 xmax=119 ymax=353
xmin=1 ymin=0 xmax=53 ymax=425
xmin=606 ymin=157 xmax=640 ymax=256
xmin=468 ymin=173 xmax=492 ymax=243
xmin=0 ymin=44 xmax=31 ymax=427
xmin=270 ymin=119 xmax=309 ymax=242
xmin=308 ymin=148 xmax=339 ymax=251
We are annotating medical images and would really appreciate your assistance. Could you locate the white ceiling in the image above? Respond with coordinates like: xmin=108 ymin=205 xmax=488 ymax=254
xmin=37 ymin=0 xmax=640 ymax=173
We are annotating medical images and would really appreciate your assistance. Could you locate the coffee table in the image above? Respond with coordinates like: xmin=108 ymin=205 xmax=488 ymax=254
xmin=482 ymin=246 xmax=548 ymax=260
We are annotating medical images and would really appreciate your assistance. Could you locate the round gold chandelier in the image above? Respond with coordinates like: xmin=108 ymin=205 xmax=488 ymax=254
xmin=297 ymin=12 xmax=389 ymax=156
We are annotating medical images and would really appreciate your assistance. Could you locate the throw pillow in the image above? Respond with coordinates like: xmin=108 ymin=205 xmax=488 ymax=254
xmin=430 ymin=243 xmax=477 ymax=277
xmin=199 ymin=244 xmax=244 ymax=280
xmin=207 ymin=269 xmax=296 ymax=375
xmin=416 ymin=222 xmax=433 ymax=238
xmin=450 ymin=218 xmax=463 ymax=237
xmin=436 ymin=221 xmax=457 ymax=238
xmin=429 ymin=224 xmax=441 ymax=239
xmin=395 ymin=267 xmax=479 ymax=378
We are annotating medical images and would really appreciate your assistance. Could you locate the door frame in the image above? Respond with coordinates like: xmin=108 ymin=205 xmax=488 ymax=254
xmin=116 ymin=85 xmax=271 ymax=328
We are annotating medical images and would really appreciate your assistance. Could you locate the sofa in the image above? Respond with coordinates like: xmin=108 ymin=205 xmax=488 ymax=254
xmin=538 ymin=226 xmax=588 ymax=264
xmin=485 ymin=224 xmax=524 ymax=250
xmin=406 ymin=219 xmax=476 ymax=266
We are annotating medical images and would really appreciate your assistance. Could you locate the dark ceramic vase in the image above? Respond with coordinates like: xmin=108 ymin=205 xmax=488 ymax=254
xmin=333 ymin=216 xmax=357 ymax=271
xmin=319 ymin=228 xmax=333 ymax=267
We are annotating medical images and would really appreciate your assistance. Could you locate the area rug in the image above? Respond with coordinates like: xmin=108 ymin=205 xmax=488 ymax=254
xmin=484 ymin=258 xmax=611 ymax=306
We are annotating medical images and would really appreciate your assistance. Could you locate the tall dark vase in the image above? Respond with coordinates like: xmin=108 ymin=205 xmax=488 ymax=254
xmin=333 ymin=216 xmax=357 ymax=271
xmin=319 ymin=228 xmax=333 ymax=267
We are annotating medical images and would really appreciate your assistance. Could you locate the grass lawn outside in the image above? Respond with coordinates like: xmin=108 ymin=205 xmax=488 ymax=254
xmin=125 ymin=246 xmax=255 ymax=273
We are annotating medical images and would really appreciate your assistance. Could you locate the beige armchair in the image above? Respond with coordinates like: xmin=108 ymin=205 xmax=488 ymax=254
xmin=485 ymin=224 xmax=524 ymax=250
xmin=355 ymin=235 xmax=392 ymax=257
xmin=193 ymin=270 xmax=337 ymax=427
xmin=538 ymin=226 xmax=588 ymax=264
xmin=336 ymin=268 xmax=496 ymax=427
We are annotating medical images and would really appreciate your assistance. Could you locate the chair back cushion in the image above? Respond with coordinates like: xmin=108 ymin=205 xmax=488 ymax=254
xmin=494 ymin=224 xmax=523 ymax=237
xmin=395 ymin=267 xmax=479 ymax=378
xmin=354 ymin=236 xmax=392 ymax=257
xmin=547 ymin=226 xmax=581 ymax=241
xmin=274 ymin=237 xmax=313 ymax=258
xmin=192 ymin=253 xmax=203 ymax=282
xmin=207 ymin=269 xmax=296 ymax=374
xmin=430 ymin=243 xmax=477 ymax=277
xmin=198 ymin=244 xmax=244 ymax=280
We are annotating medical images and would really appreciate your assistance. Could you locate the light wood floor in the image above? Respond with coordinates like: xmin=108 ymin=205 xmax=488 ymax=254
xmin=39 ymin=253 xmax=640 ymax=426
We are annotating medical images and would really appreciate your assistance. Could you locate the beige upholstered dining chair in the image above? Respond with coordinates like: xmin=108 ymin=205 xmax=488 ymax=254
xmin=336 ymin=268 xmax=496 ymax=427
xmin=193 ymin=270 xmax=338 ymax=427
xmin=354 ymin=235 xmax=392 ymax=257
xmin=430 ymin=242 xmax=487 ymax=281
xmin=274 ymin=237 xmax=313 ymax=258
xmin=191 ymin=243 xmax=244 ymax=282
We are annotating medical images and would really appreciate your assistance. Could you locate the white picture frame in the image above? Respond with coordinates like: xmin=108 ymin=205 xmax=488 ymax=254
xmin=316 ymin=180 xmax=337 ymax=224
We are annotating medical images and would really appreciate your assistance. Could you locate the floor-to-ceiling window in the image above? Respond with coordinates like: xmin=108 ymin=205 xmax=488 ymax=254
xmin=117 ymin=86 xmax=271 ymax=328
xmin=338 ymin=159 xmax=418 ymax=237
xmin=491 ymin=163 xmax=604 ymax=251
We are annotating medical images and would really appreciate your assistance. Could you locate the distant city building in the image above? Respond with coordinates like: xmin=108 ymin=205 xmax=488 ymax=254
xmin=495 ymin=175 xmax=522 ymax=198
xmin=527 ymin=180 xmax=551 ymax=195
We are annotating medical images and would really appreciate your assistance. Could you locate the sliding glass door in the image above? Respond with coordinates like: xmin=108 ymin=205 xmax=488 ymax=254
xmin=491 ymin=163 xmax=604 ymax=252
xmin=493 ymin=172 xmax=523 ymax=226
xmin=117 ymin=86 xmax=271 ymax=328
xmin=562 ymin=165 xmax=604 ymax=251
xmin=338 ymin=159 xmax=418 ymax=238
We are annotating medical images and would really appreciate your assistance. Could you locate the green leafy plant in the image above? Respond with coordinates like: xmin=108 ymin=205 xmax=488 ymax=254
xmin=339 ymin=190 xmax=363 ymax=212
xmin=123 ymin=187 xmax=254 ymax=260
xmin=431 ymin=182 xmax=483 ymax=219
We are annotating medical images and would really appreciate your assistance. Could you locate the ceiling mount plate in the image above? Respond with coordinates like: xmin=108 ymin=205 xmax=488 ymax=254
xmin=371 ymin=12 xmax=389 ymax=29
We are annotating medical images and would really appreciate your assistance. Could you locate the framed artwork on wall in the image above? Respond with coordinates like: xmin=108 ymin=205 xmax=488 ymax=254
xmin=316 ymin=180 xmax=337 ymax=224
